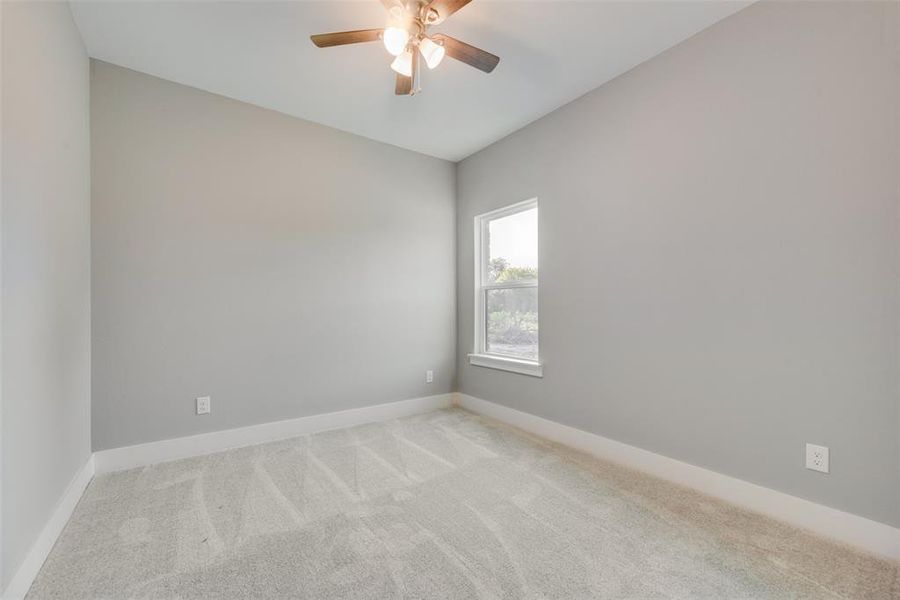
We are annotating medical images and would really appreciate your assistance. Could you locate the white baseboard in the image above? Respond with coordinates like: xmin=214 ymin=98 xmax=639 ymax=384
xmin=94 ymin=393 xmax=454 ymax=474
xmin=455 ymin=393 xmax=900 ymax=562
xmin=3 ymin=455 xmax=95 ymax=600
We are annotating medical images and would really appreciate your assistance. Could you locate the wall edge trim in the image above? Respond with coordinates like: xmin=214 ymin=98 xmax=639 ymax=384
xmin=93 ymin=393 xmax=454 ymax=474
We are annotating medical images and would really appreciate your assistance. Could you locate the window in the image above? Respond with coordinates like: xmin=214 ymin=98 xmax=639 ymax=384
xmin=470 ymin=199 xmax=541 ymax=377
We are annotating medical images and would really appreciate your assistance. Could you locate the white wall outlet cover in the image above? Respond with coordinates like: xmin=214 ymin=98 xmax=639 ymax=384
xmin=426 ymin=370 xmax=434 ymax=384
xmin=805 ymin=443 xmax=829 ymax=473
xmin=196 ymin=396 xmax=211 ymax=415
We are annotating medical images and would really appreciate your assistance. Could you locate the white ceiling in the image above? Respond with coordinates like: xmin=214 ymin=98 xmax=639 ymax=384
xmin=71 ymin=0 xmax=750 ymax=161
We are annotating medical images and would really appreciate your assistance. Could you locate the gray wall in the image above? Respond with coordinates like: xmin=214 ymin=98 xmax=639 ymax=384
xmin=91 ymin=61 xmax=456 ymax=451
xmin=1 ymin=1 xmax=92 ymax=589
xmin=457 ymin=1 xmax=900 ymax=527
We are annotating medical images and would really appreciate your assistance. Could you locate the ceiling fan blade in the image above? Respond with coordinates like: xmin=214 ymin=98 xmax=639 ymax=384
xmin=310 ymin=29 xmax=382 ymax=48
xmin=426 ymin=0 xmax=472 ymax=25
xmin=431 ymin=34 xmax=499 ymax=73
xmin=395 ymin=46 xmax=419 ymax=95
xmin=395 ymin=72 xmax=412 ymax=95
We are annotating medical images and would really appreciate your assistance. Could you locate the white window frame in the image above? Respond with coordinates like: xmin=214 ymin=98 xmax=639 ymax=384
xmin=468 ymin=198 xmax=542 ymax=377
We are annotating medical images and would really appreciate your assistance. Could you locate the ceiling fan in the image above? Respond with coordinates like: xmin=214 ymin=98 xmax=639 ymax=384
xmin=310 ymin=0 xmax=500 ymax=96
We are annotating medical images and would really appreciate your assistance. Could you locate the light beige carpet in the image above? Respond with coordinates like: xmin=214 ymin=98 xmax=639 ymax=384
xmin=27 ymin=408 xmax=898 ymax=599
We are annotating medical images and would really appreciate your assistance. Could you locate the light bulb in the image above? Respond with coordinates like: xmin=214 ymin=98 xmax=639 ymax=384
xmin=419 ymin=37 xmax=445 ymax=69
xmin=383 ymin=27 xmax=410 ymax=56
xmin=390 ymin=49 xmax=413 ymax=77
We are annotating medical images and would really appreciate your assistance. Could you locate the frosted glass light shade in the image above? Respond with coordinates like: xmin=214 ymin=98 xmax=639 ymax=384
xmin=419 ymin=37 xmax=445 ymax=69
xmin=383 ymin=27 xmax=410 ymax=56
xmin=390 ymin=50 xmax=413 ymax=77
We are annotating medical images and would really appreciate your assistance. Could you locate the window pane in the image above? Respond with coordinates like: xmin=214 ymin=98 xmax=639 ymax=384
xmin=486 ymin=287 xmax=538 ymax=359
xmin=487 ymin=207 xmax=537 ymax=283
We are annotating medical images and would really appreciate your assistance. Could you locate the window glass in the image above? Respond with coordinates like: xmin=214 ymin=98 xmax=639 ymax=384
xmin=485 ymin=280 xmax=538 ymax=359
xmin=487 ymin=207 xmax=538 ymax=283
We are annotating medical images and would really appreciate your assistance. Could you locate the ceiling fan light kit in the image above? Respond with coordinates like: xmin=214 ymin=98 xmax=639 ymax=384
xmin=310 ymin=0 xmax=499 ymax=96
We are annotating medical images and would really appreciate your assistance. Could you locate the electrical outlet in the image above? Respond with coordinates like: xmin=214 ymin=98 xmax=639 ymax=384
xmin=805 ymin=443 xmax=829 ymax=473
xmin=196 ymin=396 xmax=211 ymax=415
xmin=425 ymin=370 xmax=434 ymax=384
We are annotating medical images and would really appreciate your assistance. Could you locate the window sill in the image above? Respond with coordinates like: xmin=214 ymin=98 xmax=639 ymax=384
xmin=468 ymin=353 xmax=543 ymax=378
